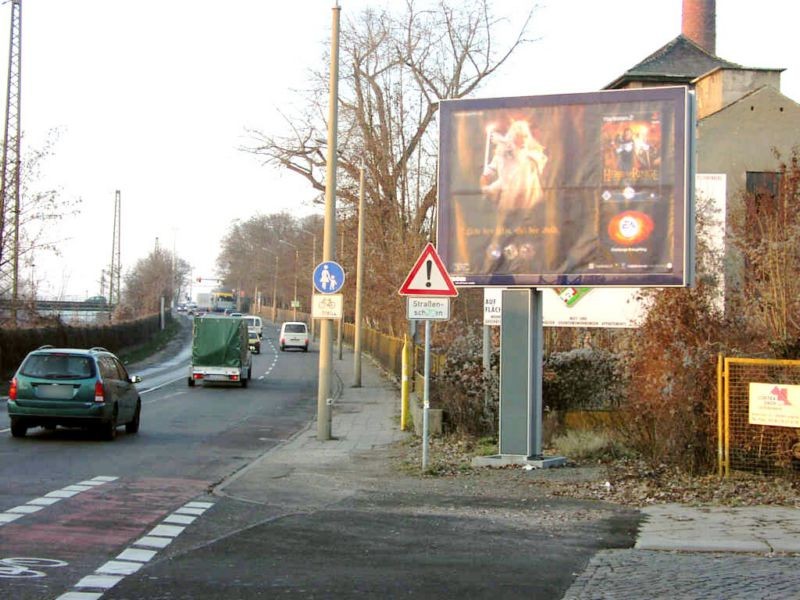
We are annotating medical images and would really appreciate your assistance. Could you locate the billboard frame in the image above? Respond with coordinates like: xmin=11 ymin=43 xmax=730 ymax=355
xmin=437 ymin=86 xmax=695 ymax=288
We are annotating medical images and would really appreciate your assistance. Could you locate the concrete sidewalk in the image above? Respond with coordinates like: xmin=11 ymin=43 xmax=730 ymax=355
xmin=216 ymin=351 xmax=408 ymax=510
xmin=215 ymin=346 xmax=800 ymax=598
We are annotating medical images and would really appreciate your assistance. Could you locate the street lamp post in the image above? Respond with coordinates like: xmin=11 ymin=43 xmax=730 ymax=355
xmin=260 ymin=247 xmax=279 ymax=323
xmin=280 ymin=239 xmax=299 ymax=320
xmin=353 ymin=161 xmax=366 ymax=387
xmin=318 ymin=1 xmax=340 ymax=441
xmin=299 ymin=228 xmax=317 ymax=339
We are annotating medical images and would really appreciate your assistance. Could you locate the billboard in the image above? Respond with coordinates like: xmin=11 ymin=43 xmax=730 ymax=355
xmin=437 ymin=87 xmax=695 ymax=287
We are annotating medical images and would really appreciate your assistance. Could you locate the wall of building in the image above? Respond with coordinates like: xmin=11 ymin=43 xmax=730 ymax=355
xmin=695 ymin=69 xmax=783 ymax=118
xmin=697 ymin=85 xmax=800 ymax=298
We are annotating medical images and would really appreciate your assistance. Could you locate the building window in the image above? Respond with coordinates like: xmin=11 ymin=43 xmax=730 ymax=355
xmin=745 ymin=171 xmax=782 ymax=226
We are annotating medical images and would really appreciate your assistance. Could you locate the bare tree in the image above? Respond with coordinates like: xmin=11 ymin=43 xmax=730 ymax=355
xmin=122 ymin=248 xmax=189 ymax=318
xmin=728 ymin=149 xmax=800 ymax=356
xmin=0 ymin=133 xmax=80 ymax=304
xmin=244 ymin=0 xmax=534 ymax=333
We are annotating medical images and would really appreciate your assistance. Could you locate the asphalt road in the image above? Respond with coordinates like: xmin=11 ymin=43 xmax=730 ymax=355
xmin=0 ymin=319 xmax=318 ymax=599
xmin=0 ymin=317 xmax=640 ymax=599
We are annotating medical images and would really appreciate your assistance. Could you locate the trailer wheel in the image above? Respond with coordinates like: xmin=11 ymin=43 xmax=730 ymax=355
xmin=188 ymin=377 xmax=195 ymax=387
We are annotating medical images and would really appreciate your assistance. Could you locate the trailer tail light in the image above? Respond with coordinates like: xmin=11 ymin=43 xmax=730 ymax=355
xmin=229 ymin=374 xmax=240 ymax=381
xmin=94 ymin=380 xmax=105 ymax=403
xmin=280 ymin=337 xmax=286 ymax=346
xmin=193 ymin=373 xmax=204 ymax=380
xmin=9 ymin=377 xmax=17 ymax=400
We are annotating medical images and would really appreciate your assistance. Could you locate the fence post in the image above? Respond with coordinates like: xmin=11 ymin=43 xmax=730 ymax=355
xmin=717 ymin=352 xmax=724 ymax=478
xmin=401 ymin=334 xmax=410 ymax=431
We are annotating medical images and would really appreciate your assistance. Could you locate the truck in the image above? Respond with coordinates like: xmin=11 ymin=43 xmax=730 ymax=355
xmin=195 ymin=292 xmax=211 ymax=312
xmin=188 ymin=316 xmax=252 ymax=387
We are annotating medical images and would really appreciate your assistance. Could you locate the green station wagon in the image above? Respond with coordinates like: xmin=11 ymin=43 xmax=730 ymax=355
xmin=7 ymin=346 xmax=142 ymax=440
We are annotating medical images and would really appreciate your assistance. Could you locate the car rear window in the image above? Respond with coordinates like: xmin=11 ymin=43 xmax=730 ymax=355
xmin=284 ymin=324 xmax=307 ymax=333
xmin=21 ymin=354 xmax=95 ymax=379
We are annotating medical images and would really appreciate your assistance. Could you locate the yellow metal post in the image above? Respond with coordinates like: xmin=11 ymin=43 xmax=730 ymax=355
xmin=723 ymin=357 xmax=730 ymax=478
xmin=401 ymin=334 xmax=410 ymax=431
xmin=717 ymin=353 xmax=723 ymax=477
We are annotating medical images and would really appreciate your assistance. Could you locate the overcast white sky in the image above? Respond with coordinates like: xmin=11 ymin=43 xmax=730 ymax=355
xmin=2 ymin=0 xmax=798 ymax=299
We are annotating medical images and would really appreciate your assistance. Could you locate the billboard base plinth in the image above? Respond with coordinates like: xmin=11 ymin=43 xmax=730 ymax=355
xmin=471 ymin=454 xmax=566 ymax=469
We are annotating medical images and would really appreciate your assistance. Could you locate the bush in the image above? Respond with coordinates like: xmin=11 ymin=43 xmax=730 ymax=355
xmin=431 ymin=323 xmax=498 ymax=437
xmin=543 ymin=347 xmax=625 ymax=412
xmin=551 ymin=429 xmax=631 ymax=462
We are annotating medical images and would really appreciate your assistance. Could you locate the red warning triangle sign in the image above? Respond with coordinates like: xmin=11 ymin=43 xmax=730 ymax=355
xmin=398 ymin=243 xmax=458 ymax=297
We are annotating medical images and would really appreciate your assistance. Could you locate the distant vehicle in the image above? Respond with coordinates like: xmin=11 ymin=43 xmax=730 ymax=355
xmin=7 ymin=346 xmax=142 ymax=440
xmin=279 ymin=321 xmax=309 ymax=352
xmin=195 ymin=293 xmax=211 ymax=312
xmin=248 ymin=330 xmax=261 ymax=354
xmin=211 ymin=288 xmax=236 ymax=313
xmin=243 ymin=315 xmax=262 ymax=338
xmin=84 ymin=295 xmax=108 ymax=305
xmin=177 ymin=303 xmax=187 ymax=312
xmin=189 ymin=316 xmax=252 ymax=387
xmin=229 ymin=312 xmax=243 ymax=318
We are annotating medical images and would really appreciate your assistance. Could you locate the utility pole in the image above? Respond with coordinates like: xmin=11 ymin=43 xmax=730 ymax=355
xmin=279 ymin=239 xmax=298 ymax=320
xmin=0 ymin=0 xmax=22 ymax=323
xmin=108 ymin=190 xmax=121 ymax=315
xmin=299 ymin=228 xmax=317 ymax=339
xmin=317 ymin=1 xmax=340 ymax=441
xmin=353 ymin=161 xmax=366 ymax=386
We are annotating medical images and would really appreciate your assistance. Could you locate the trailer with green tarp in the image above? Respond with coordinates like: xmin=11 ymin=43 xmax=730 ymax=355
xmin=188 ymin=316 xmax=251 ymax=387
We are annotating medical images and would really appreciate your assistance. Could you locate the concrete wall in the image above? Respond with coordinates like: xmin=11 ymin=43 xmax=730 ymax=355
xmin=697 ymin=85 xmax=800 ymax=298
xmin=695 ymin=69 xmax=783 ymax=118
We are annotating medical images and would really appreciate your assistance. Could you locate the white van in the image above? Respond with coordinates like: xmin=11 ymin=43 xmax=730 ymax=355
xmin=243 ymin=315 xmax=263 ymax=338
xmin=279 ymin=322 xmax=309 ymax=352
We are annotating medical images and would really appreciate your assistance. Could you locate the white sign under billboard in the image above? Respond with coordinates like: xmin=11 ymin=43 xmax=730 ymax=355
xmin=483 ymin=288 xmax=503 ymax=326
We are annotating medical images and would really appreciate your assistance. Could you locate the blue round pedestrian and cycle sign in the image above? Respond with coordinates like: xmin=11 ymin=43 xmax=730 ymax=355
xmin=313 ymin=261 xmax=345 ymax=294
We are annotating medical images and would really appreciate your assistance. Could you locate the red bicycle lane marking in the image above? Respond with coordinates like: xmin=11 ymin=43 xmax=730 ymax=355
xmin=0 ymin=477 xmax=209 ymax=560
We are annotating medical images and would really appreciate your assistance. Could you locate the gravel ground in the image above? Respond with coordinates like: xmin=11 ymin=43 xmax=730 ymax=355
xmin=394 ymin=435 xmax=800 ymax=509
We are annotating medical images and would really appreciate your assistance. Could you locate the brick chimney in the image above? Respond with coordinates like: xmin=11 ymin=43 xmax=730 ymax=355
xmin=682 ymin=0 xmax=716 ymax=54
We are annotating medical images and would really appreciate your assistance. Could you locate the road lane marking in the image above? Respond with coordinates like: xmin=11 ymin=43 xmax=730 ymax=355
xmin=60 ymin=500 xmax=215 ymax=599
xmin=0 ymin=476 xmax=118 ymax=527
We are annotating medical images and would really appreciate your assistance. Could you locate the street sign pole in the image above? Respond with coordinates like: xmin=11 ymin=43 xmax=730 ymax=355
xmin=422 ymin=319 xmax=431 ymax=470
xmin=317 ymin=2 xmax=340 ymax=442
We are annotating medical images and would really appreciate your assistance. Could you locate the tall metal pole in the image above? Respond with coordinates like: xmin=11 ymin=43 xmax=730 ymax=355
xmin=353 ymin=163 xmax=365 ymax=386
xmin=272 ymin=254 xmax=278 ymax=323
xmin=280 ymin=239 xmax=298 ymax=320
xmin=300 ymin=229 xmax=317 ymax=340
xmin=0 ymin=0 xmax=22 ymax=322
xmin=293 ymin=249 xmax=298 ymax=320
xmin=317 ymin=1 xmax=340 ymax=441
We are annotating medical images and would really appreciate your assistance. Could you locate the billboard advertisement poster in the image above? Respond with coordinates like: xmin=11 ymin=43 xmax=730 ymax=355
xmin=437 ymin=87 xmax=694 ymax=287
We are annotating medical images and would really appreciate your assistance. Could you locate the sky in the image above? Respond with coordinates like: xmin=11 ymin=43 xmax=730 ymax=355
xmin=1 ymin=0 xmax=798 ymax=300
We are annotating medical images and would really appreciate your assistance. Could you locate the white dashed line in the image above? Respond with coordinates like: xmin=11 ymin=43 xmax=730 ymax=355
xmin=0 ymin=476 xmax=118 ymax=527
xmin=133 ymin=535 xmax=173 ymax=549
xmin=59 ymin=500 xmax=215 ymax=599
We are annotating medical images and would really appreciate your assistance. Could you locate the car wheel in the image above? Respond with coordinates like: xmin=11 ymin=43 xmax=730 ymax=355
xmin=101 ymin=411 xmax=118 ymax=441
xmin=126 ymin=400 xmax=141 ymax=434
xmin=10 ymin=419 xmax=27 ymax=438
xmin=188 ymin=377 xmax=195 ymax=387
xmin=241 ymin=375 xmax=248 ymax=388
xmin=280 ymin=344 xmax=285 ymax=351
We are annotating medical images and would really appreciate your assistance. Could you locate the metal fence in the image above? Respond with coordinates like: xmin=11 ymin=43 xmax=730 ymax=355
xmin=718 ymin=355 xmax=800 ymax=478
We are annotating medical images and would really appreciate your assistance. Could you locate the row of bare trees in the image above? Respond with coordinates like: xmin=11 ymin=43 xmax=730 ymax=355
xmin=241 ymin=0 xmax=533 ymax=334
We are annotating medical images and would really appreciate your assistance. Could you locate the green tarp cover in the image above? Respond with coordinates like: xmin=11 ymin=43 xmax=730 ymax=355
xmin=192 ymin=316 xmax=247 ymax=368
